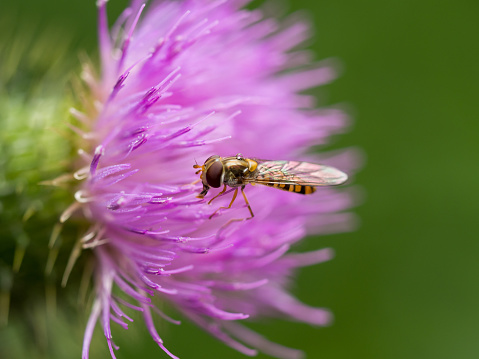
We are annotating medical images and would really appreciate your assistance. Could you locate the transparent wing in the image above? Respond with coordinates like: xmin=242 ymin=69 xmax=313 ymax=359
xmin=246 ymin=160 xmax=348 ymax=186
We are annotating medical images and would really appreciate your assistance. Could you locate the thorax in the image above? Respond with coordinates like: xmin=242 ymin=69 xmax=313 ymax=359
xmin=222 ymin=157 xmax=257 ymax=187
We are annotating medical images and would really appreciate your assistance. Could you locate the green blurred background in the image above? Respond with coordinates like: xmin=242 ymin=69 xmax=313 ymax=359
xmin=1 ymin=0 xmax=478 ymax=358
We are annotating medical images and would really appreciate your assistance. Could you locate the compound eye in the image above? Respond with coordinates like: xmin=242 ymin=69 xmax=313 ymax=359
xmin=205 ymin=155 xmax=220 ymax=163
xmin=205 ymin=161 xmax=224 ymax=188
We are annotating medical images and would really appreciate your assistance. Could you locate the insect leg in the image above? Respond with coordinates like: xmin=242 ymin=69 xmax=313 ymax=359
xmin=221 ymin=186 xmax=254 ymax=223
xmin=215 ymin=186 xmax=254 ymax=239
xmin=209 ymin=188 xmax=239 ymax=219
xmin=181 ymin=178 xmax=202 ymax=194
xmin=207 ymin=184 xmax=227 ymax=205
xmin=240 ymin=185 xmax=254 ymax=220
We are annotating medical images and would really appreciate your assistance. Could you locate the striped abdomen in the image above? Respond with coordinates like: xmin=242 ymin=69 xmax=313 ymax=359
xmin=260 ymin=182 xmax=316 ymax=195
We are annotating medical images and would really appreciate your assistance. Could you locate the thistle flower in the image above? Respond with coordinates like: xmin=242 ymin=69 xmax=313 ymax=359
xmin=68 ymin=1 xmax=357 ymax=358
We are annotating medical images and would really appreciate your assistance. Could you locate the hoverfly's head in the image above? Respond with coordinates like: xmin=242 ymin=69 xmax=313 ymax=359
xmin=193 ymin=155 xmax=225 ymax=198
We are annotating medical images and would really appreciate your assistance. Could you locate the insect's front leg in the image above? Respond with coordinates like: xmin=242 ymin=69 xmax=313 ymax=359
xmin=185 ymin=178 xmax=201 ymax=186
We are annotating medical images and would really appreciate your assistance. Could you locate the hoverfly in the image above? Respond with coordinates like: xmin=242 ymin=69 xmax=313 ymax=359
xmin=194 ymin=154 xmax=348 ymax=221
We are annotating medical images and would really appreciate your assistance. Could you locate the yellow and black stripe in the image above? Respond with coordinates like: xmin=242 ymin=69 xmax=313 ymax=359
xmin=263 ymin=183 xmax=316 ymax=195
